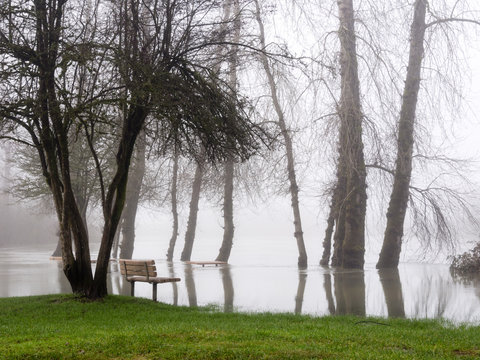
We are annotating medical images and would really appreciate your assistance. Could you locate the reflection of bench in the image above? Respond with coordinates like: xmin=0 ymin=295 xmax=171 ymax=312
xmin=119 ymin=259 xmax=180 ymax=301
xmin=184 ymin=261 xmax=227 ymax=267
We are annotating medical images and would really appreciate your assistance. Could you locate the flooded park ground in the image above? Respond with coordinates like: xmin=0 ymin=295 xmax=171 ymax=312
xmin=1 ymin=243 xmax=480 ymax=325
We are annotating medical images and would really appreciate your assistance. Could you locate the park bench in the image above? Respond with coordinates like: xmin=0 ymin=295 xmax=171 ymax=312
xmin=119 ymin=259 xmax=180 ymax=301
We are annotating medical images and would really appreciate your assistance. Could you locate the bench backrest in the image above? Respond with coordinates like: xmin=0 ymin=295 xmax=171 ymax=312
xmin=119 ymin=259 xmax=157 ymax=280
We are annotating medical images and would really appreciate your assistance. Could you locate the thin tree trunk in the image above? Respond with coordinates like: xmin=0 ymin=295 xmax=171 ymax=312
xmin=320 ymin=197 xmax=336 ymax=266
xmin=330 ymin=171 xmax=347 ymax=267
xmin=216 ymin=0 xmax=240 ymax=262
xmin=119 ymin=128 xmax=147 ymax=260
xmin=254 ymin=0 xmax=308 ymax=268
xmin=180 ymin=159 xmax=203 ymax=261
xmin=216 ymin=160 xmax=235 ymax=261
xmin=180 ymin=0 xmax=231 ymax=263
xmin=336 ymin=0 xmax=367 ymax=269
xmin=166 ymin=148 xmax=180 ymax=261
xmin=377 ymin=0 xmax=426 ymax=269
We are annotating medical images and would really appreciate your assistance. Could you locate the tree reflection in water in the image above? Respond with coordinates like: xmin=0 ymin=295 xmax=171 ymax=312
xmin=334 ymin=270 xmax=366 ymax=316
xmin=378 ymin=268 xmax=405 ymax=318
xmin=323 ymin=272 xmax=336 ymax=315
xmin=220 ymin=266 xmax=234 ymax=313
xmin=184 ymin=264 xmax=197 ymax=307
xmin=168 ymin=262 xmax=179 ymax=306
xmin=4 ymin=248 xmax=480 ymax=324
xmin=294 ymin=271 xmax=307 ymax=314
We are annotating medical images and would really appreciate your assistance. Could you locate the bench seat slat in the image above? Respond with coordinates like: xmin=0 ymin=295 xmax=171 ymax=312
xmin=119 ymin=259 xmax=155 ymax=266
xmin=126 ymin=276 xmax=181 ymax=283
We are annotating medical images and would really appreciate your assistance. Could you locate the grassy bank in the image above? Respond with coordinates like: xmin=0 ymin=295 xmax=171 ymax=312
xmin=0 ymin=295 xmax=479 ymax=359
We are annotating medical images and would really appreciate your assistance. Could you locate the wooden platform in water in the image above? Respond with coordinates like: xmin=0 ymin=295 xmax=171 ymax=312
xmin=184 ymin=261 xmax=227 ymax=267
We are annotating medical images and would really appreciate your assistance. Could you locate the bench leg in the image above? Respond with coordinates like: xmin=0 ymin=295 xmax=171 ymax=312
xmin=130 ymin=281 xmax=135 ymax=297
xmin=152 ymin=283 xmax=157 ymax=302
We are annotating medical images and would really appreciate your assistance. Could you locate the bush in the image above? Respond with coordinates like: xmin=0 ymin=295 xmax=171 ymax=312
xmin=450 ymin=242 xmax=480 ymax=276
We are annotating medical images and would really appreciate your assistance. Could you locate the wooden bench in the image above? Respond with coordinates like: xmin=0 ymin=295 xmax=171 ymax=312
xmin=119 ymin=259 xmax=180 ymax=301
xmin=184 ymin=261 xmax=228 ymax=267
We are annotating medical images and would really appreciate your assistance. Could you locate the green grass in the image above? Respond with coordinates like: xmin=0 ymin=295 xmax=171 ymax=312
xmin=0 ymin=295 xmax=479 ymax=359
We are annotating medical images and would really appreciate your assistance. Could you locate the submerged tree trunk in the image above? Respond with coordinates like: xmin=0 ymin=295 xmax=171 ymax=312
xmin=330 ymin=161 xmax=347 ymax=267
xmin=377 ymin=0 xmax=426 ymax=269
xmin=254 ymin=0 xmax=308 ymax=268
xmin=216 ymin=0 xmax=240 ymax=263
xmin=166 ymin=149 xmax=180 ymax=261
xmin=320 ymin=196 xmax=336 ymax=266
xmin=336 ymin=0 xmax=367 ymax=269
xmin=321 ymin=177 xmax=346 ymax=266
xmin=119 ymin=129 xmax=147 ymax=260
xmin=180 ymin=159 xmax=204 ymax=261
xmin=217 ymin=160 xmax=235 ymax=261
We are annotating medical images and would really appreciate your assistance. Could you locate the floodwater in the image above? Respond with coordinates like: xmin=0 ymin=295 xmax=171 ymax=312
xmin=1 ymin=244 xmax=480 ymax=324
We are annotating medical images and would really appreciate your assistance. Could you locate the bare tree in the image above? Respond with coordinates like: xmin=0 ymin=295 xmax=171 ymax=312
xmin=180 ymin=157 xmax=204 ymax=261
xmin=166 ymin=146 xmax=180 ymax=261
xmin=254 ymin=0 xmax=308 ymax=267
xmin=376 ymin=0 xmax=427 ymax=269
xmin=216 ymin=0 xmax=241 ymax=263
xmin=334 ymin=0 xmax=367 ymax=269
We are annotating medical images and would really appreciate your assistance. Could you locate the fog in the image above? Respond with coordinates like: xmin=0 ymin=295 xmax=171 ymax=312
xmin=1 ymin=0 xmax=480 ymax=322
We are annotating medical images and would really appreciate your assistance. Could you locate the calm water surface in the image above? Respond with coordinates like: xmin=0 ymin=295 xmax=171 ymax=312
xmin=1 ymin=245 xmax=480 ymax=324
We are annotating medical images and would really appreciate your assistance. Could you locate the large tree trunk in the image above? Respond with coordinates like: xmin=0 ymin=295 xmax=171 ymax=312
xmin=254 ymin=0 xmax=308 ymax=268
xmin=377 ymin=0 xmax=426 ymax=269
xmin=336 ymin=0 xmax=367 ymax=269
xmin=32 ymin=0 xmax=93 ymax=294
xmin=180 ymin=160 xmax=204 ymax=261
xmin=119 ymin=128 xmax=147 ymax=260
xmin=166 ymin=149 xmax=180 ymax=261
xmin=90 ymin=105 xmax=147 ymax=298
